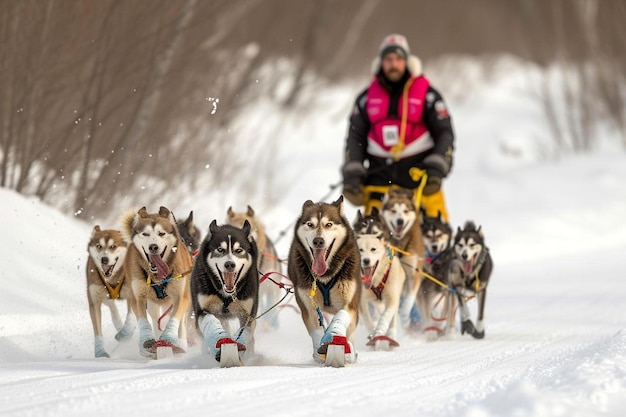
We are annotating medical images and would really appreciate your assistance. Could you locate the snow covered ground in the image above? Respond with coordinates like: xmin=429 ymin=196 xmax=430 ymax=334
xmin=1 ymin=61 xmax=626 ymax=417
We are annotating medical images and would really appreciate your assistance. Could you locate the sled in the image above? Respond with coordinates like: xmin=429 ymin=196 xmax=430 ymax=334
xmin=318 ymin=335 xmax=352 ymax=368
xmin=216 ymin=338 xmax=246 ymax=368
xmin=153 ymin=340 xmax=185 ymax=359
xmin=366 ymin=335 xmax=400 ymax=351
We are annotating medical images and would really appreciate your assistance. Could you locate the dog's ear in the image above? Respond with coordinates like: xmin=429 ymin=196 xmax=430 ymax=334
xmin=302 ymin=200 xmax=315 ymax=210
xmin=477 ymin=225 xmax=483 ymax=237
xmin=227 ymin=206 xmax=234 ymax=219
xmin=371 ymin=206 xmax=380 ymax=217
xmin=333 ymin=195 xmax=345 ymax=216
xmin=185 ymin=211 xmax=194 ymax=224
xmin=241 ymin=219 xmax=254 ymax=243
xmin=246 ymin=205 xmax=255 ymax=217
xmin=93 ymin=225 xmax=101 ymax=234
xmin=158 ymin=206 xmax=170 ymax=218
xmin=138 ymin=207 xmax=148 ymax=217
xmin=209 ymin=219 xmax=219 ymax=234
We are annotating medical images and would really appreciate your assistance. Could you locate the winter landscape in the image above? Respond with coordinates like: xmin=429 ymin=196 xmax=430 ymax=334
xmin=1 ymin=59 xmax=626 ymax=417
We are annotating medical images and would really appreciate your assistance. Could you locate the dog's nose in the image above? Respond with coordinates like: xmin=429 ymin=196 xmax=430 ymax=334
xmin=396 ymin=218 xmax=404 ymax=227
xmin=461 ymin=252 xmax=468 ymax=261
xmin=101 ymin=257 xmax=109 ymax=265
xmin=312 ymin=237 xmax=325 ymax=248
xmin=363 ymin=258 xmax=370 ymax=266
xmin=149 ymin=244 xmax=159 ymax=253
xmin=224 ymin=260 xmax=236 ymax=271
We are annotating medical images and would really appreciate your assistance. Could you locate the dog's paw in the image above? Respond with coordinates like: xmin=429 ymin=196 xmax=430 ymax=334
xmin=461 ymin=319 xmax=477 ymax=336
xmin=471 ymin=329 xmax=485 ymax=339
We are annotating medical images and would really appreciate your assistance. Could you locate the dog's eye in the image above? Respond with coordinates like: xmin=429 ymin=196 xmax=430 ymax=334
xmin=142 ymin=232 xmax=149 ymax=237
xmin=371 ymin=247 xmax=377 ymax=253
xmin=234 ymin=248 xmax=244 ymax=255
xmin=325 ymin=222 xmax=333 ymax=228
xmin=110 ymin=245 xmax=116 ymax=250
xmin=216 ymin=247 xmax=225 ymax=254
xmin=96 ymin=244 xmax=102 ymax=249
xmin=158 ymin=232 xmax=165 ymax=237
xmin=306 ymin=221 xmax=314 ymax=228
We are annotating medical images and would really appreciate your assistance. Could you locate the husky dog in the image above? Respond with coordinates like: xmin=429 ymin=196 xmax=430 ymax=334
xmin=121 ymin=207 xmax=193 ymax=358
xmin=86 ymin=226 xmax=136 ymax=357
xmin=287 ymin=196 xmax=361 ymax=366
xmin=177 ymin=210 xmax=202 ymax=257
xmin=226 ymin=205 xmax=283 ymax=329
xmin=448 ymin=221 xmax=493 ymax=339
xmin=421 ymin=211 xmax=452 ymax=267
xmin=356 ymin=234 xmax=405 ymax=346
xmin=352 ymin=207 xmax=390 ymax=240
xmin=416 ymin=247 xmax=457 ymax=340
xmin=190 ymin=220 xmax=259 ymax=366
xmin=380 ymin=187 xmax=425 ymax=327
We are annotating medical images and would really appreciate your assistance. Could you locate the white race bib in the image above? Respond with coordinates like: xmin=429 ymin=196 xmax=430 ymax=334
xmin=382 ymin=125 xmax=399 ymax=146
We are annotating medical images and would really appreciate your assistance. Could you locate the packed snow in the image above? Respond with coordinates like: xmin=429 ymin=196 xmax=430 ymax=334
xmin=1 ymin=61 xmax=625 ymax=417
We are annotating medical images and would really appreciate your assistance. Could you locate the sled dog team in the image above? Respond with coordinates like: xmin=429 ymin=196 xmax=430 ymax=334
xmin=87 ymin=189 xmax=493 ymax=367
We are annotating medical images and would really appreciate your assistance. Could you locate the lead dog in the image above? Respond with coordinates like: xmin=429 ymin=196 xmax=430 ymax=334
xmin=226 ymin=205 xmax=283 ymax=329
xmin=121 ymin=206 xmax=193 ymax=358
xmin=86 ymin=226 xmax=136 ymax=357
xmin=356 ymin=234 xmax=405 ymax=347
xmin=190 ymin=220 xmax=259 ymax=367
xmin=287 ymin=196 xmax=361 ymax=366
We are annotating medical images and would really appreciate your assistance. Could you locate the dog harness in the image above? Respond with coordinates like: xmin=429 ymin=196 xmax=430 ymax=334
xmin=366 ymin=75 xmax=432 ymax=161
xmin=96 ymin=269 xmax=125 ymax=300
xmin=369 ymin=246 xmax=395 ymax=301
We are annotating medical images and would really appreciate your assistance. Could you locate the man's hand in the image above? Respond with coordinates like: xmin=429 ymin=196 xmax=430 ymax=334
xmin=341 ymin=161 xmax=367 ymax=206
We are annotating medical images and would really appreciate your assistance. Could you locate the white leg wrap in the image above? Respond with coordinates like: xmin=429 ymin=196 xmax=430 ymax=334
xmin=320 ymin=309 xmax=351 ymax=345
xmin=459 ymin=304 xmax=471 ymax=321
xmin=115 ymin=311 xmax=137 ymax=341
xmin=159 ymin=317 xmax=185 ymax=349
xmin=199 ymin=314 xmax=229 ymax=358
xmin=137 ymin=317 xmax=155 ymax=349
xmin=310 ymin=328 xmax=325 ymax=363
xmin=94 ymin=336 xmax=108 ymax=358
xmin=475 ymin=319 xmax=484 ymax=333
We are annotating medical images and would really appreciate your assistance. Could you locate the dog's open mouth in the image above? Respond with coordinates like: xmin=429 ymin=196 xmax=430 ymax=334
xmin=101 ymin=260 xmax=117 ymax=277
xmin=463 ymin=253 xmax=478 ymax=275
xmin=392 ymin=224 xmax=405 ymax=237
xmin=310 ymin=239 xmax=335 ymax=276
xmin=144 ymin=247 xmax=170 ymax=281
xmin=219 ymin=264 xmax=244 ymax=295
xmin=361 ymin=261 xmax=379 ymax=289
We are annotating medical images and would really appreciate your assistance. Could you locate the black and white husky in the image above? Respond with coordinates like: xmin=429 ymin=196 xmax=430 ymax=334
xmin=418 ymin=221 xmax=493 ymax=339
xmin=190 ymin=220 xmax=259 ymax=366
xmin=449 ymin=221 xmax=493 ymax=339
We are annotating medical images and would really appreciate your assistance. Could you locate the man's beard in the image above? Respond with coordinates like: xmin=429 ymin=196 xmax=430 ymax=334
xmin=384 ymin=69 xmax=403 ymax=82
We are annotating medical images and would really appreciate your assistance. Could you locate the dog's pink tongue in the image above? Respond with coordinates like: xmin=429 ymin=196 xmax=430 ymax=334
xmin=311 ymin=248 xmax=327 ymax=276
xmin=223 ymin=271 xmax=236 ymax=293
xmin=463 ymin=261 xmax=473 ymax=275
xmin=362 ymin=267 xmax=375 ymax=289
xmin=149 ymin=254 xmax=170 ymax=280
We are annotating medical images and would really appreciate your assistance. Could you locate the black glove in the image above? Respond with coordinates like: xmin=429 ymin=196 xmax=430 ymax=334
xmin=341 ymin=161 xmax=367 ymax=206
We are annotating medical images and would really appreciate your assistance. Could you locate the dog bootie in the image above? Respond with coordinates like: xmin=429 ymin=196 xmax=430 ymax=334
xmin=317 ymin=310 xmax=357 ymax=365
xmin=199 ymin=314 xmax=231 ymax=360
xmin=137 ymin=317 xmax=157 ymax=357
xmin=94 ymin=336 xmax=109 ymax=358
xmin=115 ymin=311 xmax=137 ymax=341
xmin=156 ymin=317 xmax=187 ymax=353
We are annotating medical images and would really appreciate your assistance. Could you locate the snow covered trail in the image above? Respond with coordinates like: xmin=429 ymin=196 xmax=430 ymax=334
xmin=1 ymin=226 xmax=624 ymax=417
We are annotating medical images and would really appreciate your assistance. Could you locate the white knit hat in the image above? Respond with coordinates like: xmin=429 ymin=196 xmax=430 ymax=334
xmin=378 ymin=34 xmax=410 ymax=60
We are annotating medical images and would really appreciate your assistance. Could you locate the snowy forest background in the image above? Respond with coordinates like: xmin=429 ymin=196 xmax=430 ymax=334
xmin=1 ymin=0 xmax=625 ymax=223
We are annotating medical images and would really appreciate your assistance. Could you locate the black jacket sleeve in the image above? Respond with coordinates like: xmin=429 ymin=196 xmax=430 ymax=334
xmin=344 ymin=89 xmax=369 ymax=164
xmin=423 ymin=85 xmax=455 ymax=175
